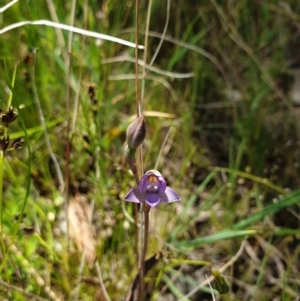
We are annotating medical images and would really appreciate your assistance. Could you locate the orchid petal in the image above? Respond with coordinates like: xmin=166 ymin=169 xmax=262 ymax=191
xmin=164 ymin=187 xmax=181 ymax=203
xmin=145 ymin=192 xmax=161 ymax=207
xmin=124 ymin=170 xmax=180 ymax=207
xmin=145 ymin=170 xmax=162 ymax=177
xmin=158 ymin=177 xmax=166 ymax=192
xmin=158 ymin=192 xmax=169 ymax=203
xmin=139 ymin=175 xmax=148 ymax=193
xmin=124 ymin=187 xmax=144 ymax=203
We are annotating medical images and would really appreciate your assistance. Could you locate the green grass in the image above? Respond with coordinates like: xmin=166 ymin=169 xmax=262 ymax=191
xmin=0 ymin=0 xmax=299 ymax=300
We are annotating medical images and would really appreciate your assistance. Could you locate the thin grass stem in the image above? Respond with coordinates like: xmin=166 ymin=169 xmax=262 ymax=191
xmin=30 ymin=52 xmax=64 ymax=191
xmin=63 ymin=0 xmax=77 ymax=258
xmin=5 ymin=72 xmax=32 ymax=276
xmin=108 ymin=73 xmax=179 ymax=101
xmin=155 ymin=126 xmax=173 ymax=170
xmin=120 ymin=29 xmax=226 ymax=78
xmin=0 ymin=151 xmax=4 ymax=253
xmin=45 ymin=0 xmax=68 ymax=62
xmin=205 ymin=274 xmax=216 ymax=301
xmin=73 ymin=200 xmax=95 ymax=301
xmin=0 ymin=279 xmax=48 ymax=301
xmin=212 ymin=166 xmax=287 ymax=195
xmin=135 ymin=0 xmax=140 ymax=118
xmin=140 ymin=0 xmax=152 ymax=107
xmin=87 ymin=142 xmax=111 ymax=300
xmin=146 ymin=0 xmax=170 ymax=76
xmin=6 ymin=64 xmax=16 ymax=108
xmin=0 ymin=20 xmax=144 ymax=49
xmin=0 ymin=0 xmax=18 ymax=13
xmin=95 ymin=261 xmax=111 ymax=301
xmin=71 ymin=0 xmax=87 ymax=135
xmin=179 ymin=238 xmax=247 ymax=300
xmin=9 ymin=241 xmax=62 ymax=301
xmin=0 ymin=64 xmax=17 ymax=254
xmin=102 ymin=55 xmax=193 ymax=78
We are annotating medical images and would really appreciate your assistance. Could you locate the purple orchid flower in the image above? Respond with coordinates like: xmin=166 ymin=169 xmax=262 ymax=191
xmin=124 ymin=170 xmax=180 ymax=207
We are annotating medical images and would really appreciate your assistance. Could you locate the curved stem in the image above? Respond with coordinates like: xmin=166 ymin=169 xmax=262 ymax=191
xmin=95 ymin=261 xmax=111 ymax=301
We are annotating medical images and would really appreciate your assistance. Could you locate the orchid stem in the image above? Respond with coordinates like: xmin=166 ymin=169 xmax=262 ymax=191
xmin=138 ymin=202 xmax=144 ymax=300
xmin=134 ymin=0 xmax=145 ymax=299
xmin=143 ymin=205 xmax=150 ymax=263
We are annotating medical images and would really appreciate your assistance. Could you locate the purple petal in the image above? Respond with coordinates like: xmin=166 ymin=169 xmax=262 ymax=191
xmin=139 ymin=175 xmax=148 ymax=193
xmin=158 ymin=192 xmax=168 ymax=203
xmin=124 ymin=187 xmax=144 ymax=203
xmin=157 ymin=176 xmax=166 ymax=192
xmin=145 ymin=192 xmax=161 ymax=207
xmin=146 ymin=170 xmax=162 ymax=177
xmin=161 ymin=187 xmax=180 ymax=203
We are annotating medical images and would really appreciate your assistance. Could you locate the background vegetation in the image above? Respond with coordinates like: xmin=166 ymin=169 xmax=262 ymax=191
xmin=0 ymin=0 xmax=299 ymax=300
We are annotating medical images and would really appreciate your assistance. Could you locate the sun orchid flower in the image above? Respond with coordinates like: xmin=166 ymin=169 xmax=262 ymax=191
xmin=124 ymin=170 xmax=180 ymax=207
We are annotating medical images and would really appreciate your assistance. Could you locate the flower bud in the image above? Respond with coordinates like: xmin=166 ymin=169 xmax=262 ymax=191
xmin=126 ymin=115 xmax=146 ymax=149
xmin=211 ymin=268 xmax=230 ymax=294
xmin=124 ymin=144 xmax=137 ymax=174
xmin=125 ymin=144 xmax=136 ymax=162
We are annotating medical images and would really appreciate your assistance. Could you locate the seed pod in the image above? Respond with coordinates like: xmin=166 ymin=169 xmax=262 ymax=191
xmin=0 ymin=136 xmax=9 ymax=151
xmin=0 ymin=106 xmax=18 ymax=125
xmin=12 ymin=137 xmax=25 ymax=149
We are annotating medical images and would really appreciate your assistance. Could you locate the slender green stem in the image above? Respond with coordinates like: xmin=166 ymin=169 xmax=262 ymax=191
xmin=0 ymin=151 xmax=4 ymax=252
xmin=30 ymin=55 xmax=64 ymax=191
xmin=145 ymin=0 xmax=170 ymax=76
xmin=64 ymin=0 xmax=76 ymax=257
xmin=3 ymin=67 xmax=32 ymax=275
xmin=7 ymin=64 xmax=17 ymax=107
xmin=212 ymin=166 xmax=287 ymax=195
xmin=135 ymin=0 xmax=140 ymax=117
xmin=140 ymin=0 xmax=152 ymax=107
xmin=95 ymin=261 xmax=111 ymax=301
xmin=0 ymin=64 xmax=17 ymax=254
